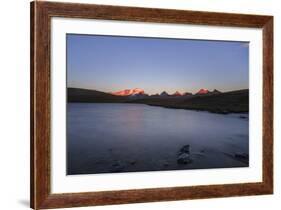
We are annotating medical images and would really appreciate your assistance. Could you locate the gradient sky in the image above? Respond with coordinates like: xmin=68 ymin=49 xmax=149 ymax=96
xmin=67 ymin=34 xmax=249 ymax=95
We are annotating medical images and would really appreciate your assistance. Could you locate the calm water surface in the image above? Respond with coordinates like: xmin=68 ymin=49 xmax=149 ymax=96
xmin=67 ymin=103 xmax=249 ymax=175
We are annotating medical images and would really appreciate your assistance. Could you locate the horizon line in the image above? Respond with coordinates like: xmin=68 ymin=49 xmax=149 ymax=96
xmin=67 ymin=86 xmax=249 ymax=95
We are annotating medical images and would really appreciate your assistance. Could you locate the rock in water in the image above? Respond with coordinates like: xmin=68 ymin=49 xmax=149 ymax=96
xmin=239 ymin=115 xmax=247 ymax=119
xmin=111 ymin=161 xmax=125 ymax=172
xmin=177 ymin=144 xmax=192 ymax=164
xmin=179 ymin=145 xmax=190 ymax=154
xmin=233 ymin=152 xmax=249 ymax=164
xmin=235 ymin=153 xmax=249 ymax=159
xmin=177 ymin=153 xmax=192 ymax=164
xmin=129 ymin=160 xmax=136 ymax=165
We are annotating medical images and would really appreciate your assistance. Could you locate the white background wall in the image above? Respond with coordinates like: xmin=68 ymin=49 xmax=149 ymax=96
xmin=0 ymin=0 xmax=279 ymax=210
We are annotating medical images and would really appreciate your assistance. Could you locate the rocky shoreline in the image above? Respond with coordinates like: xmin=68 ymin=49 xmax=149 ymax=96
xmin=108 ymin=144 xmax=249 ymax=173
xmin=146 ymin=103 xmax=249 ymax=114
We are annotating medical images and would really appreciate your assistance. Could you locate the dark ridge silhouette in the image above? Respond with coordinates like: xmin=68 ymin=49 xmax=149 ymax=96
xmin=68 ymin=88 xmax=249 ymax=114
xmin=128 ymin=89 xmax=249 ymax=114
xmin=67 ymin=88 xmax=128 ymax=103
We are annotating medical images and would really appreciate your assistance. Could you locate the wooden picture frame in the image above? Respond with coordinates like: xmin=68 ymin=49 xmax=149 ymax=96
xmin=30 ymin=1 xmax=273 ymax=209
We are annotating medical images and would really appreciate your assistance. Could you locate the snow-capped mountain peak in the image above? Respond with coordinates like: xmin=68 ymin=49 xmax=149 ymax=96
xmin=196 ymin=88 xmax=210 ymax=95
xmin=111 ymin=88 xmax=145 ymax=96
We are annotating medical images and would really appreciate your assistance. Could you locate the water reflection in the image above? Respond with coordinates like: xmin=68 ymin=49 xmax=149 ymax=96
xmin=67 ymin=103 xmax=249 ymax=175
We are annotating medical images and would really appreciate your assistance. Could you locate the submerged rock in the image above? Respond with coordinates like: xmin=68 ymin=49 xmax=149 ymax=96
xmin=177 ymin=144 xmax=192 ymax=165
xmin=239 ymin=115 xmax=248 ymax=119
xmin=235 ymin=153 xmax=249 ymax=159
xmin=129 ymin=160 xmax=137 ymax=165
xmin=179 ymin=145 xmax=190 ymax=154
xmin=177 ymin=153 xmax=192 ymax=164
xmin=232 ymin=152 xmax=249 ymax=164
xmin=111 ymin=161 xmax=125 ymax=172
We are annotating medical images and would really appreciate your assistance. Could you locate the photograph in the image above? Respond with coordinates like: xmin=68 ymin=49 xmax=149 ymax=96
xmin=29 ymin=2 xmax=274 ymax=208
xmin=66 ymin=34 xmax=250 ymax=175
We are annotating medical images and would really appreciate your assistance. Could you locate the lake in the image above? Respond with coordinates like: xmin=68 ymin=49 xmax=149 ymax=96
xmin=67 ymin=103 xmax=249 ymax=175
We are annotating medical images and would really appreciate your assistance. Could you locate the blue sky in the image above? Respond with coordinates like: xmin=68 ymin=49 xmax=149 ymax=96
xmin=67 ymin=34 xmax=249 ymax=94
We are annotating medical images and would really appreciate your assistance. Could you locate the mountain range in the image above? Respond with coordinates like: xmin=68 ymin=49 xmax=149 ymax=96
xmin=110 ymin=88 xmax=221 ymax=97
xmin=68 ymin=87 xmax=249 ymax=114
xmin=111 ymin=88 xmax=146 ymax=96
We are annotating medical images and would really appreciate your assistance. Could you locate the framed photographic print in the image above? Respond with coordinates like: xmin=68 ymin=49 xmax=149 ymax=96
xmin=30 ymin=1 xmax=273 ymax=209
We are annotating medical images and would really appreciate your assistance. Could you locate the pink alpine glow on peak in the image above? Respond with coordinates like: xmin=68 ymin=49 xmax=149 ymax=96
xmin=196 ymin=88 xmax=210 ymax=95
xmin=111 ymin=88 xmax=145 ymax=96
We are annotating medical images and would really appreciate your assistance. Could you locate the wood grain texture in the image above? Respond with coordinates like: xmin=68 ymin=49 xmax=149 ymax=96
xmin=30 ymin=2 xmax=35 ymax=208
xmin=262 ymin=17 xmax=274 ymax=192
xmin=31 ymin=1 xmax=51 ymax=209
xmin=30 ymin=1 xmax=274 ymax=209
